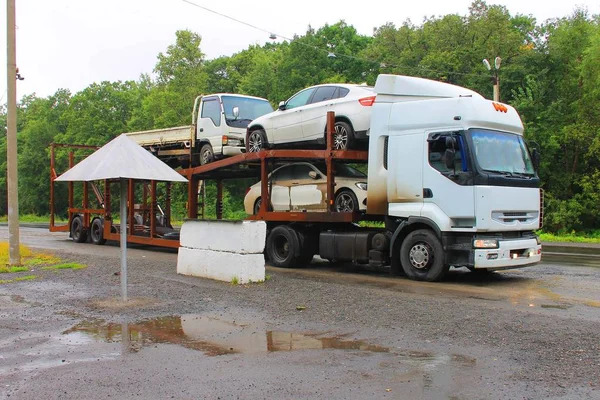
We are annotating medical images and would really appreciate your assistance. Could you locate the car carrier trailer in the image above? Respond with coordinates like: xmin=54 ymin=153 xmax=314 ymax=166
xmin=51 ymin=74 xmax=543 ymax=282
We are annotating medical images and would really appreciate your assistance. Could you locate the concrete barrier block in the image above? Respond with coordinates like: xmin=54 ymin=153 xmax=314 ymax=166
xmin=180 ymin=220 xmax=266 ymax=254
xmin=177 ymin=247 xmax=265 ymax=284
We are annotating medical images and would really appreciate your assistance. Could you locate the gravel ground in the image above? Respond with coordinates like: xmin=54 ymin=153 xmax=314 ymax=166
xmin=0 ymin=237 xmax=599 ymax=399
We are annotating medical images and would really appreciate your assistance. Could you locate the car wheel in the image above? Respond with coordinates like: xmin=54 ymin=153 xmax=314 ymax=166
xmin=399 ymin=229 xmax=449 ymax=281
xmin=90 ymin=218 xmax=107 ymax=245
xmin=253 ymin=197 xmax=273 ymax=214
xmin=248 ymin=129 xmax=267 ymax=153
xmin=334 ymin=189 xmax=359 ymax=212
xmin=199 ymin=144 xmax=214 ymax=165
xmin=70 ymin=215 xmax=87 ymax=243
xmin=332 ymin=121 xmax=355 ymax=150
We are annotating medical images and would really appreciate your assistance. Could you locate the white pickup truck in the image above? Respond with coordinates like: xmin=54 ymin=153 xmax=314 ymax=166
xmin=126 ymin=94 xmax=273 ymax=167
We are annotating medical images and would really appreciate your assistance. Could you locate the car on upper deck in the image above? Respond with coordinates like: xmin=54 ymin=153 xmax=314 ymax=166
xmin=246 ymin=84 xmax=375 ymax=152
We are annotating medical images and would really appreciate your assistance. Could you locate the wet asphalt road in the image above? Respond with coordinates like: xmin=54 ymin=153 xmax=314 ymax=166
xmin=0 ymin=227 xmax=599 ymax=399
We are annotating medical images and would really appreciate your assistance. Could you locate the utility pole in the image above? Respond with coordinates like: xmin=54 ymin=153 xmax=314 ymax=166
xmin=483 ymin=57 xmax=501 ymax=103
xmin=6 ymin=0 xmax=21 ymax=265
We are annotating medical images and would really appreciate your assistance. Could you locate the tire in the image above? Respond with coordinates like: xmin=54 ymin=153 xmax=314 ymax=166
xmin=399 ymin=229 xmax=448 ymax=281
xmin=334 ymin=189 xmax=359 ymax=213
xmin=90 ymin=218 xmax=106 ymax=245
xmin=70 ymin=215 xmax=87 ymax=243
xmin=247 ymin=129 xmax=267 ymax=153
xmin=199 ymin=144 xmax=214 ymax=165
xmin=266 ymin=225 xmax=302 ymax=268
xmin=332 ymin=121 xmax=355 ymax=150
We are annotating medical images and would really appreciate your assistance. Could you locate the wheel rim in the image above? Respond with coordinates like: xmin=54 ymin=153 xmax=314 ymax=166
xmin=333 ymin=124 xmax=348 ymax=150
xmin=72 ymin=219 xmax=82 ymax=240
xmin=335 ymin=192 xmax=355 ymax=212
xmin=92 ymin=223 xmax=101 ymax=241
xmin=273 ymin=234 xmax=290 ymax=262
xmin=254 ymin=199 xmax=262 ymax=214
xmin=201 ymin=148 xmax=212 ymax=164
xmin=248 ymin=132 xmax=263 ymax=152
xmin=409 ymin=242 xmax=431 ymax=270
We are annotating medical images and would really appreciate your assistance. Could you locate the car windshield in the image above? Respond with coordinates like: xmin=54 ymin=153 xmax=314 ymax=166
xmin=469 ymin=129 xmax=535 ymax=176
xmin=313 ymin=162 xmax=366 ymax=178
xmin=222 ymin=96 xmax=274 ymax=128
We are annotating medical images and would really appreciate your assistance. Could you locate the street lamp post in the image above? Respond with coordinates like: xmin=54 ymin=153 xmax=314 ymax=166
xmin=483 ymin=57 xmax=501 ymax=102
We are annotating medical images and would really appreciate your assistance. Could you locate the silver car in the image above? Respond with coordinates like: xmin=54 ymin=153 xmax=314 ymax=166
xmin=246 ymin=84 xmax=375 ymax=152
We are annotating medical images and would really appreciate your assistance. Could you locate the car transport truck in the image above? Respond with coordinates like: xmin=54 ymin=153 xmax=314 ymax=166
xmin=52 ymin=74 xmax=542 ymax=282
xmin=210 ymin=74 xmax=542 ymax=281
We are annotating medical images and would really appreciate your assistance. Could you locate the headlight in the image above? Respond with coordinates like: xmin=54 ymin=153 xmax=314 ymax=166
xmin=473 ymin=239 xmax=499 ymax=249
xmin=222 ymin=135 xmax=243 ymax=147
xmin=355 ymin=182 xmax=367 ymax=190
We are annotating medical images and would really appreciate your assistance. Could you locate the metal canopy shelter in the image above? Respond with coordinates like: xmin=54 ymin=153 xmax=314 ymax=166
xmin=53 ymin=134 xmax=187 ymax=301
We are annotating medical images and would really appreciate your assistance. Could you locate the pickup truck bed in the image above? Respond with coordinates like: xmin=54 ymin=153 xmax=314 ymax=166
xmin=126 ymin=126 xmax=193 ymax=147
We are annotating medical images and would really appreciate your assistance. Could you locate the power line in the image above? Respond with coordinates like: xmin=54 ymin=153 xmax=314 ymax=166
xmin=179 ymin=0 xmax=489 ymax=79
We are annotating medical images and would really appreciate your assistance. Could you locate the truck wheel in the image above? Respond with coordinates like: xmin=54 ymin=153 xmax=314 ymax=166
xmin=332 ymin=121 xmax=355 ymax=150
xmin=334 ymin=189 xmax=359 ymax=212
xmin=400 ymin=229 xmax=448 ymax=281
xmin=248 ymin=130 xmax=267 ymax=153
xmin=90 ymin=218 xmax=107 ymax=245
xmin=199 ymin=144 xmax=214 ymax=165
xmin=266 ymin=225 xmax=301 ymax=268
xmin=70 ymin=215 xmax=87 ymax=243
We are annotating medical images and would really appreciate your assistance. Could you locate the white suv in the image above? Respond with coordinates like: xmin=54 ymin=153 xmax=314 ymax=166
xmin=246 ymin=84 xmax=375 ymax=152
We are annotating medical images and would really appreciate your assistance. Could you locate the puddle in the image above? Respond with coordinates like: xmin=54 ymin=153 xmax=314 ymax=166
xmin=64 ymin=315 xmax=390 ymax=356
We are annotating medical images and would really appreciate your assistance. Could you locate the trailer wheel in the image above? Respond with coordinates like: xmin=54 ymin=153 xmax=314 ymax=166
xmin=70 ymin=215 xmax=87 ymax=243
xmin=90 ymin=218 xmax=107 ymax=245
xmin=266 ymin=225 xmax=301 ymax=268
xmin=400 ymin=229 xmax=448 ymax=281
xmin=199 ymin=144 xmax=214 ymax=165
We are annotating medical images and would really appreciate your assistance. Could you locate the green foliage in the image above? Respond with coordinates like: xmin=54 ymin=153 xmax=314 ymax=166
xmin=41 ymin=263 xmax=86 ymax=270
xmin=1 ymin=8 xmax=599 ymax=233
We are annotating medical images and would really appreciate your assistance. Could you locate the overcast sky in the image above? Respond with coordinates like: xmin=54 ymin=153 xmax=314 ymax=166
xmin=1 ymin=0 xmax=598 ymax=101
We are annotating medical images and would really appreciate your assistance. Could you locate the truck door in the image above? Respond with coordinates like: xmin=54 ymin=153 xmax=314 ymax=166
xmin=197 ymin=96 xmax=224 ymax=154
xmin=387 ymin=133 xmax=424 ymax=217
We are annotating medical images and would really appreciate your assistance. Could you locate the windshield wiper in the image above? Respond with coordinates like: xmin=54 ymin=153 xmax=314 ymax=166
xmin=484 ymin=169 xmax=534 ymax=178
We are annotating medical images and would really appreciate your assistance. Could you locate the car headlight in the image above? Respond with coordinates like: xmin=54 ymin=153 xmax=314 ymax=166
xmin=473 ymin=239 xmax=499 ymax=249
xmin=355 ymin=182 xmax=367 ymax=190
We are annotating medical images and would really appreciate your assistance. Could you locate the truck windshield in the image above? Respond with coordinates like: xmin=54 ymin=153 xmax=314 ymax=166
xmin=222 ymin=96 xmax=274 ymax=128
xmin=470 ymin=129 xmax=535 ymax=176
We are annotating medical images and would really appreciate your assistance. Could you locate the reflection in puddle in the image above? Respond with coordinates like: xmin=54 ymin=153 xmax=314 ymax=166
xmin=64 ymin=315 xmax=390 ymax=356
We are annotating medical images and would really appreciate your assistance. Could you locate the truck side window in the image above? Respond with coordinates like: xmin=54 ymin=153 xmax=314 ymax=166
xmin=428 ymin=134 xmax=468 ymax=175
xmin=201 ymin=99 xmax=221 ymax=127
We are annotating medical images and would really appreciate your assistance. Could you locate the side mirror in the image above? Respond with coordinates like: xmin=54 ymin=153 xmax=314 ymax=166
xmin=308 ymin=171 xmax=319 ymax=179
xmin=532 ymin=148 xmax=541 ymax=171
xmin=445 ymin=136 xmax=457 ymax=149
xmin=444 ymin=149 xmax=456 ymax=170
xmin=278 ymin=101 xmax=286 ymax=111
xmin=232 ymin=106 xmax=239 ymax=119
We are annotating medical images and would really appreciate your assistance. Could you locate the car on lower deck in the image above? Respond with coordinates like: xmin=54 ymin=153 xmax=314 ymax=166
xmin=244 ymin=162 xmax=368 ymax=214
xmin=246 ymin=84 xmax=375 ymax=152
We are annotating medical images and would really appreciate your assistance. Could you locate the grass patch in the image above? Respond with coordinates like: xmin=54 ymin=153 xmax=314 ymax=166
xmin=0 ymin=242 xmax=61 ymax=267
xmin=0 ymin=214 xmax=67 ymax=223
xmin=230 ymin=276 xmax=240 ymax=285
xmin=0 ymin=279 xmax=13 ymax=284
xmin=41 ymin=263 xmax=86 ymax=270
xmin=538 ymin=232 xmax=600 ymax=244
xmin=14 ymin=275 xmax=37 ymax=281
xmin=0 ymin=266 xmax=29 ymax=273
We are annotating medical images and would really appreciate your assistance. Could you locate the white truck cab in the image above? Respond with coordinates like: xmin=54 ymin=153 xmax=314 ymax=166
xmin=368 ymin=75 xmax=542 ymax=278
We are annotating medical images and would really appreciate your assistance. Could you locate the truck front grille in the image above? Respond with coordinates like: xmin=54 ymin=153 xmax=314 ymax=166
xmin=491 ymin=211 xmax=538 ymax=225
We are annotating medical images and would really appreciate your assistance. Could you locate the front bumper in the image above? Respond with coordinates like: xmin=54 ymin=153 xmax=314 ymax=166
xmin=473 ymin=238 xmax=541 ymax=269
xmin=222 ymin=145 xmax=246 ymax=157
